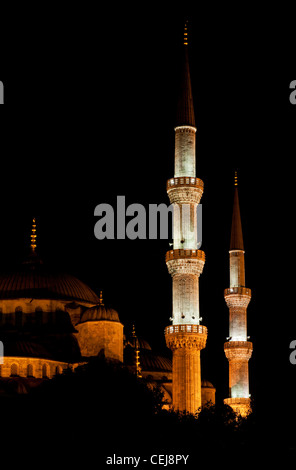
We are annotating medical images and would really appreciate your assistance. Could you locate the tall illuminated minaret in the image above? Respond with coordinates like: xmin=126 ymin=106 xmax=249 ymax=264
xmin=224 ymin=172 xmax=253 ymax=417
xmin=165 ymin=22 xmax=207 ymax=414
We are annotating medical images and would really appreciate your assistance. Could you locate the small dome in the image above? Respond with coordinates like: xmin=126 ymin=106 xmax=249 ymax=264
xmin=124 ymin=335 xmax=152 ymax=351
xmin=140 ymin=350 xmax=171 ymax=372
xmin=80 ymin=305 xmax=120 ymax=323
xmin=201 ymin=379 xmax=216 ymax=389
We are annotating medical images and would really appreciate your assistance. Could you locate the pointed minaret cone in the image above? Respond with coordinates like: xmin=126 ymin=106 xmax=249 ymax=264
xmin=176 ymin=21 xmax=196 ymax=128
xmin=230 ymin=172 xmax=244 ymax=251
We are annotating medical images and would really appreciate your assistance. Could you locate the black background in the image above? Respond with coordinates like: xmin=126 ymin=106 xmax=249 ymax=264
xmin=0 ymin=4 xmax=295 ymax=436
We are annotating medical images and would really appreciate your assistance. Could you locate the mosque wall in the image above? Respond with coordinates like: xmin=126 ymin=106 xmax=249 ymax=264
xmin=75 ymin=320 xmax=124 ymax=362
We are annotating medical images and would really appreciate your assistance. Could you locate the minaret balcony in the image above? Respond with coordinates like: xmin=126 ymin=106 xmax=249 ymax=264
xmin=166 ymin=249 xmax=205 ymax=262
xmin=224 ymin=287 xmax=251 ymax=296
xmin=165 ymin=324 xmax=208 ymax=351
xmin=167 ymin=177 xmax=204 ymax=204
xmin=166 ymin=249 xmax=205 ymax=276
xmin=167 ymin=177 xmax=204 ymax=191
xmin=165 ymin=324 xmax=207 ymax=335
xmin=224 ymin=287 xmax=251 ymax=308
xmin=224 ymin=341 xmax=253 ymax=361
xmin=167 ymin=176 xmax=204 ymax=204
xmin=224 ymin=398 xmax=251 ymax=417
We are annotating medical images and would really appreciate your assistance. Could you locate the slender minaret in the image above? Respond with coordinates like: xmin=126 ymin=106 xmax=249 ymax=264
xmin=165 ymin=22 xmax=207 ymax=414
xmin=224 ymin=172 xmax=253 ymax=417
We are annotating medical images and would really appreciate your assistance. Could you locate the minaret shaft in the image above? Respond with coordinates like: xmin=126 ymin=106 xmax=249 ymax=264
xmin=172 ymin=274 xmax=200 ymax=325
xmin=174 ymin=126 xmax=196 ymax=177
xmin=229 ymin=250 xmax=245 ymax=288
xmin=172 ymin=349 xmax=201 ymax=411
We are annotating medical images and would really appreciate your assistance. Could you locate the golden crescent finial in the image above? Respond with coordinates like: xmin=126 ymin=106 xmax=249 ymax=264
xmin=234 ymin=171 xmax=238 ymax=186
xmin=184 ymin=20 xmax=189 ymax=46
xmin=31 ymin=217 xmax=37 ymax=253
xmin=99 ymin=290 xmax=104 ymax=305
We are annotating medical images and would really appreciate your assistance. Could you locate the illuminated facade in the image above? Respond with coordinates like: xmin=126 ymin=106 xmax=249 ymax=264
xmin=224 ymin=174 xmax=252 ymax=417
xmin=165 ymin=23 xmax=207 ymax=414
xmin=0 ymin=218 xmax=215 ymax=405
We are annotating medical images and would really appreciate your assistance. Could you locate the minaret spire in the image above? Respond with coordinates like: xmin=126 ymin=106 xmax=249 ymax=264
xmin=224 ymin=174 xmax=253 ymax=417
xmin=165 ymin=23 xmax=207 ymax=414
xmin=176 ymin=20 xmax=196 ymax=129
xmin=230 ymin=171 xmax=244 ymax=251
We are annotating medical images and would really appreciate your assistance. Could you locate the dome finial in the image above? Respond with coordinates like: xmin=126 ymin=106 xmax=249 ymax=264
xmin=31 ymin=217 xmax=37 ymax=253
xmin=99 ymin=290 xmax=104 ymax=306
xmin=184 ymin=19 xmax=189 ymax=46
xmin=131 ymin=323 xmax=142 ymax=378
xmin=234 ymin=170 xmax=238 ymax=187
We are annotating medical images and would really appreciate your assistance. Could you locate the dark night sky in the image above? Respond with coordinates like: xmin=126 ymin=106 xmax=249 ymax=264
xmin=0 ymin=5 xmax=296 ymax=423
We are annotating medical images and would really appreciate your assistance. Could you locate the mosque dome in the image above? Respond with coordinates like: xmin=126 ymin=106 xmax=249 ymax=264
xmin=0 ymin=265 xmax=99 ymax=305
xmin=80 ymin=305 xmax=120 ymax=323
xmin=124 ymin=334 xmax=152 ymax=351
xmin=78 ymin=291 xmax=121 ymax=323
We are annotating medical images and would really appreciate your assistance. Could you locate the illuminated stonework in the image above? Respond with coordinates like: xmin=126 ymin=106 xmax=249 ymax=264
xmin=224 ymin=288 xmax=251 ymax=309
xmin=166 ymin=250 xmax=205 ymax=276
xmin=224 ymin=397 xmax=251 ymax=418
xmin=174 ymin=126 xmax=197 ymax=177
xmin=0 ymin=357 xmax=78 ymax=379
xmin=167 ymin=178 xmax=204 ymax=205
xmin=165 ymin=326 xmax=207 ymax=414
xmin=76 ymin=320 xmax=123 ymax=362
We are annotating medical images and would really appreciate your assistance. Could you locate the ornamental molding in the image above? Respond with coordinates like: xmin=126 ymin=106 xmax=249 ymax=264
xmin=174 ymin=125 xmax=197 ymax=134
xmin=224 ymin=292 xmax=251 ymax=308
xmin=165 ymin=331 xmax=207 ymax=351
xmin=166 ymin=257 xmax=205 ymax=276
xmin=224 ymin=341 xmax=253 ymax=361
xmin=167 ymin=186 xmax=203 ymax=205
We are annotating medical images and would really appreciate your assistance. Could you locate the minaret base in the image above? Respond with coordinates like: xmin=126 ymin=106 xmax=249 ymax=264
xmin=224 ymin=397 xmax=251 ymax=417
xmin=165 ymin=324 xmax=207 ymax=415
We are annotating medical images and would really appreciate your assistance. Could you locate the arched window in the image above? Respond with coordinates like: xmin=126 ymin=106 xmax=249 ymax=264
xmin=35 ymin=308 xmax=43 ymax=327
xmin=11 ymin=363 xmax=19 ymax=377
xmin=42 ymin=363 xmax=49 ymax=379
xmin=47 ymin=312 xmax=54 ymax=325
xmin=15 ymin=310 xmax=22 ymax=328
xmin=27 ymin=364 xmax=34 ymax=377
xmin=55 ymin=365 xmax=63 ymax=376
